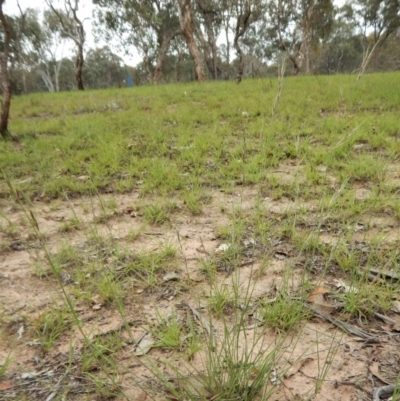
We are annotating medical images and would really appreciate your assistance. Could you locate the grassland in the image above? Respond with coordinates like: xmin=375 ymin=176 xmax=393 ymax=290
xmin=0 ymin=73 xmax=400 ymax=401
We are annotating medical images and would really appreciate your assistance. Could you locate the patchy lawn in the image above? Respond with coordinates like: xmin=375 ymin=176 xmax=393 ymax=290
xmin=1 ymin=73 xmax=400 ymax=400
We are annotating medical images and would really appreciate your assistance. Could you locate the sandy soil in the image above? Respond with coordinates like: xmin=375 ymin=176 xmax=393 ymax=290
xmin=1 ymin=180 xmax=399 ymax=401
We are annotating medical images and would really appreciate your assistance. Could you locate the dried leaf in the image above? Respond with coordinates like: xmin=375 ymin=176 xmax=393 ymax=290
xmin=135 ymin=333 xmax=156 ymax=356
xmin=0 ymin=381 xmax=12 ymax=390
xmin=369 ymin=362 xmax=392 ymax=385
xmin=91 ymin=294 xmax=103 ymax=310
xmin=284 ymin=358 xmax=314 ymax=378
xmin=392 ymin=321 xmax=400 ymax=332
xmin=309 ymin=298 xmax=337 ymax=315
xmin=134 ymin=390 xmax=148 ymax=401
xmin=91 ymin=294 xmax=102 ymax=304
xmin=190 ymin=274 xmax=204 ymax=283
xmin=307 ymin=286 xmax=331 ymax=303
xmin=392 ymin=301 xmax=400 ymax=313
xmin=243 ymin=237 xmax=256 ymax=246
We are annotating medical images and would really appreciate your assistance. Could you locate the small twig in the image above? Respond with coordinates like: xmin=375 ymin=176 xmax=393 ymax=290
xmin=302 ymin=371 xmax=367 ymax=387
xmin=373 ymin=313 xmax=396 ymax=326
xmin=363 ymin=267 xmax=400 ymax=281
xmin=306 ymin=305 xmax=380 ymax=342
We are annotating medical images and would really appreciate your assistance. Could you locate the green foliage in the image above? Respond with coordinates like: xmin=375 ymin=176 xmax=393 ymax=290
xmin=32 ymin=307 xmax=73 ymax=352
xmin=3 ymin=72 xmax=400 ymax=401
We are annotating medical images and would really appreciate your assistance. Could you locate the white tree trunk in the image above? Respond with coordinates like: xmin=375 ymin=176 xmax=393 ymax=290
xmin=38 ymin=69 xmax=55 ymax=92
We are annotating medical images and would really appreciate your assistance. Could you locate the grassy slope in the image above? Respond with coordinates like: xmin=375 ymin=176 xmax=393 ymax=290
xmin=1 ymin=73 xmax=400 ymax=400
xmin=1 ymin=73 xmax=399 ymax=204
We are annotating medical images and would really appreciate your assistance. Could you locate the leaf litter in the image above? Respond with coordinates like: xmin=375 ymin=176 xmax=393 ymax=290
xmin=1 ymin=184 xmax=400 ymax=400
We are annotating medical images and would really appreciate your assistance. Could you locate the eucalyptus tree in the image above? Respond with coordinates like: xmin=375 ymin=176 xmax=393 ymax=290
xmin=352 ymin=0 xmax=400 ymax=42
xmin=194 ymin=0 xmax=226 ymax=79
xmin=265 ymin=0 xmax=334 ymax=75
xmin=348 ymin=0 xmax=400 ymax=83
xmin=303 ymin=0 xmax=335 ymax=73
xmin=312 ymin=6 xmax=362 ymax=74
xmin=94 ymin=0 xmax=181 ymax=84
xmin=31 ymin=11 xmax=68 ymax=92
xmin=229 ymin=0 xmax=265 ymax=83
xmin=176 ymin=0 xmax=206 ymax=81
xmin=45 ymin=0 xmax=86 ymax=90
xmin=0 ymin=0 xmax=12 ymax=140
xmin=1 ymin=7 xmax=67 ymax=93
xmin=83 ymin=46 xmax=125 ymax=88
xmin=10 ymin=5 xmax=44 ymax=92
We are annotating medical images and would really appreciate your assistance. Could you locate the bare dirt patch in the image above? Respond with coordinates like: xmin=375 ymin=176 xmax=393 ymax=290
xmin=1 ymin=185 xmax=400 ymax=400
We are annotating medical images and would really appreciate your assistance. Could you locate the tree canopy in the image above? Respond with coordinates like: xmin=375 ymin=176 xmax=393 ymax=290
xmin=0 ymin=0 xmax=399 ymax=94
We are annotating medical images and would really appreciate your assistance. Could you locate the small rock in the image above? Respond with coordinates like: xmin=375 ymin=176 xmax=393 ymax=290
xmin=21 ymin=372 xmax=37 ymax=380
xmin=162 ymin=272 xmax=181 ymax=282
xmin=216 ymin=244 xmax=231 ymax=253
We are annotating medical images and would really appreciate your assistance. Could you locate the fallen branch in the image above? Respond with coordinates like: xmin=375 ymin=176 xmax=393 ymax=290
xmin=373 ymin=312 xmax=396 ymax=326
xmin=363 ymin=267 xmax=400 ymax=282
xmin=306 ymin=305 xmax=379 ymax=342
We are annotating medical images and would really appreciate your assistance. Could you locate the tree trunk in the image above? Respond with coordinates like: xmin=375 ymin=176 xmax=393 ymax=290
xmin=225 ymin=21 xmax=230 ymax=79
xmin=153 ymin=31 xmax=180 ymax=84
xmin=303 ymin=0 xmax=314 ymax=75
xmin=176 ymin=0 xmax=206 ymax=82
xmin=212 ymin=40 xmax=217 ymax=80
xmin=75 ymin=46 xmax=84 ymax=90
xmin=204 ymin=21 xmax=218 ymax=79
xmin=234 ymin=39 xmax=244 ymax=83
xmin=196 ymin=28 xmax=213 ymax=78
xmin=0 ymin=1 xmax=12 ymax=140
xmin=143 ymin=52 xmax=153 ymax=84
xmin=175 ymin=51 xmax=183 ymax=82
xmin=207 ymin=26 xmax=219 ymax=80
xmin=289 ymin=43 xmax=304 ymax=76
xmin=289 ymin=54 xmax=301 ymax=75
xmin=233 ymin=4 xmax=252 ymax=84
xmin=110 ymin=51 xmax=122 ymax=88
xmin=38 ymin=69 xmax=55 ymax=92
xmin=278 ymin=33 xmax=304 ymax=76
xmin=21 ymin=69 xmax=27 ymax=93
xmin=54 ymin=58 xmax=63 ymax=92
xmin=304 ymin=41 xmax=310 ymax=74
xmin=15 ymin=4 xmax=27 ymax=93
